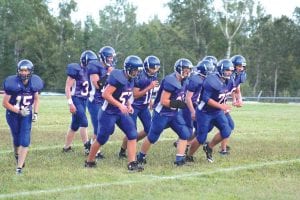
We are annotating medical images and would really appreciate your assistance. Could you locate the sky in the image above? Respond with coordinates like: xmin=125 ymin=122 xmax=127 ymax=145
xmin=48 ymin=0 xmax=299 ymax=23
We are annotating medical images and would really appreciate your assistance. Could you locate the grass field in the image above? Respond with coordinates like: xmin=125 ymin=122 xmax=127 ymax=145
xmin=0 ymin=96 xmax=299 ymax=200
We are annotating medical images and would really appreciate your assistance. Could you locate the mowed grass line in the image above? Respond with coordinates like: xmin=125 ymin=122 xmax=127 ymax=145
xmin=0 ymin=96 xmax=299 ymax=200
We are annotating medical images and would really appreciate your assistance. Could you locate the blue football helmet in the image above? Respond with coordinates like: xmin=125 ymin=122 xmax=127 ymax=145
xmin=80 ymin=50 xmax=98 ymax=67
xmin=17 ymin=59 xmax=34 ymax=81
xmin=144 ymin=55 xmax=160 ymax=76
xmin=124 ymin=55 xmax=143 ymax=78
xmin=194 ymin=60 xmax=215 ymax=77
xmin=99 ymin=46 xmax=116 ymax=67
xmin=203 ymin=55 xmax=218 ymax=67
xmin=231 ymin=55 xmax=246 ymax=69
xmin=174 ymin=58 xmax=193 ymax=78
xmin=217 ymin=59 xmax=234 ymax=79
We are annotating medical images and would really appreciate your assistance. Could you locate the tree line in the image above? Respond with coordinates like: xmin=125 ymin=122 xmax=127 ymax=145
xmin=0 ymin=0 xmax=299 ymax=97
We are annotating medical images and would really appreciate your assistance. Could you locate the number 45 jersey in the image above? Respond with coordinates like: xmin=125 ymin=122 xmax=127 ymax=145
xmin=66 ymin=63 xmax=89 ymax=99
xmin=3 ymin=74 xmax=43 ymax=110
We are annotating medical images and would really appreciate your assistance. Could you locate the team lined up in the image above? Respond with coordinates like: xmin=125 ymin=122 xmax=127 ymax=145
xmin=2 ymin=45 xmax=247 ymax=174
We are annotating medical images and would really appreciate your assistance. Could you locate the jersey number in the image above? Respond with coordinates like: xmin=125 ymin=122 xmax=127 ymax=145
xmin=14 ymin=95 xmax=33 ymax=109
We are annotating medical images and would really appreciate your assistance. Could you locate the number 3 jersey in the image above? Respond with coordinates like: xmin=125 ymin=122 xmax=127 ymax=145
xmin=66 ymin=63 xmax=89 ymax=99
xmin=101 ymin=69 xmax=134 ymax=114
xmin=3 ymin=75 xmax=44 ymax=110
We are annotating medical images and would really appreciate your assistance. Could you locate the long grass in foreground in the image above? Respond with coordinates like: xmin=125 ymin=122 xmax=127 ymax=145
xmin=0 ymin=96 xmax=299 ymax=200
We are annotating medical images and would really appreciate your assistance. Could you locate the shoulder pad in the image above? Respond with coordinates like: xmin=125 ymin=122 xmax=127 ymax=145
xmin=66 ymin=63 xmax=81 ymax=78
xmin=108 ymin=69 xmax=127 ymax=86
xmin=30 ymin=75 xmax=44 ymax=92
xmin=189 ymin=74 xmax=203 ymax=85
xmin=204 ymin=74 xmax=222 ymax=91
xmin=87 ymin=60 xmax=101 ymax=75
xmin=163 ymin=73 xmax=181 ymax=92
xmin=3 ymin=75 xmax=22 ymax=93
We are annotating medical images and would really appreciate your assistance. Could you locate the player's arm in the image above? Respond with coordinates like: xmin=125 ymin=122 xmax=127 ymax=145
xmin=185 ymin=90 xmax=196 ymax=120
xmin=160 ymin=90 xmax=172 ymax=107
xmin=2 ymin=93 xmax=19 ymax=114
xmin=33 ymin=92 xmax=39 ymax=114
xmin=133 ymin=80 xmax=158 ymax=99
xmin=233 ymin=85 xmax=243 ymax=107
xmin=65 ymin=76 xmax=76 ymax=113
xmin=102 ymin=84 xmax=129 ymax=114
xmin=90 ymin=74 xmax=100 ymax=90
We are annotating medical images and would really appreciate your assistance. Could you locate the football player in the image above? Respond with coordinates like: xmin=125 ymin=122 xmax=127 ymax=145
xmin=87 ymin=46 xmax=116 ymax=159
xmin=219 ymin=55 xmax=247 ymax=154
xmin=137 ymin=58 xmax=193 ymax=166
xmin=85 ymin=55 xmax=144 ymax=172
xmin=2 ymin=59 xmax=43 ymax=174
xmin=186 ymin=59 xmax=235 ymax=163
xmin=62 ymin=50 xmax=98 ymax=155
xmin=118 ymin=55 xmax=160 ymax=159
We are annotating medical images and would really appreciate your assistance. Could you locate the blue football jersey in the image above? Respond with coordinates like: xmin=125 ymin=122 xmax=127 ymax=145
xmin=3 ymin=74 xmax=44 ymax=111
xmin=154 ymin=72 xmax=187 ymax=116
xmin=233 ymin=71 xmax=247 ymax=88
xmin=101 ymin=69 xmax=134 ymax=114
xmin=132 ymin=70 xmax=158 ymax=109
xmin=186 ymin=74 xmax=204 ymax=105
xmin=198 ymin=73 xmax=234 ymax=114
xmin=66 ymin=63 xmax=89 ymax=99
xmin=87 ymin=60 xmax=111 ymax=104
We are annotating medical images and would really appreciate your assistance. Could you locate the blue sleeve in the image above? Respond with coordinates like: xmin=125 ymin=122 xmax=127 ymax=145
xmin=187 ymin=76 xmax=201 ymax=93
xmin=87 ymin=62 xmax=100 ymax=75
xmin=30 ymin=75 xmax=44 ymax=92
xmin=3 ymin=75 xmax=21 ymax=95
xmin=107 ymin=70 xmax=124 ymax=88
xmin=66 ymin=63 xmax=80 ymax=79
xmin=202 ymin=80 xmax=215 ymax=103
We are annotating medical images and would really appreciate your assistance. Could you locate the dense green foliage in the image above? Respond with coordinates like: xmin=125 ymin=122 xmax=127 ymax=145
xmin=0 ymin=0 xmax=299 ymax=96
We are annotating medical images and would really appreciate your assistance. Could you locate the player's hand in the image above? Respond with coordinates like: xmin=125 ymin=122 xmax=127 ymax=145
xmin=32 ymin=113 xmax=38 ymax=122
xmin=19 ymin=107 xmax=30 ymax=116
xmin=149 ymin=80 xmax=159 ymax=89
xmin=127 ymin=106 xmax=134 ymax=114
xmin=119 ymin=104 xmax=130 ymax=115
xmin=220 ymin=104 xmax=231 ymax=113
xmin=234 ymin=100 xmax=243 ymax=107
xmin=69 ymin=104 xmax=76 ymax=114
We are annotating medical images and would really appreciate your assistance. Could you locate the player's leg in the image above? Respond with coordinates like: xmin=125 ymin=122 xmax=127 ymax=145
xmin=137 ymin=111 xmax=168 ymax=164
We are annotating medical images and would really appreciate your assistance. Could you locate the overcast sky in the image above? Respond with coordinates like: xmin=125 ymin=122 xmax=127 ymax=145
xmin=48 ymin=0 xmax=299 ymax=23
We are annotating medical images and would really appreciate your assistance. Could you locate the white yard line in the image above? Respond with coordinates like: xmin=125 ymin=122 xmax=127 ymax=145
xmin=0 ymin=158 xmax=299 ymax=199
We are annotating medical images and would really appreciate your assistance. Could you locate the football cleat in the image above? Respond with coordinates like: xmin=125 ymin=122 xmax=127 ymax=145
xmin=174 ymin=159 xmax=186 ymax=166
xmin=203 ymin=142 xmax=214 ymax=163
xmin=62 ymin=146 xmax=73 ymax=153
xmin=185 ymin=155 xmax=195 ymax=162
xmin=96 ymin=151 xmax=105 ymax=160
xmin=137 ymin=155 xmax=147 ymax=165
xmin=84 ymin=160 xmax=97 ymax=168
xmin=84 ymin=140 xmax=92 ymax=156
xmin=127 ymin=161 xmax=144 ymax=172
xmin=118 ymin=150 xmax=127 ymax=159
xmin=219 ymin=150 xmax=230 ymax=156
xmin=16 ymin=167 xmax=22 ymax=175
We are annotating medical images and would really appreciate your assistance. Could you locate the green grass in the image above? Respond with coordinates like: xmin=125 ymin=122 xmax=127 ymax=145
xmin=0 ymin=96 xmax=299 ymax=200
